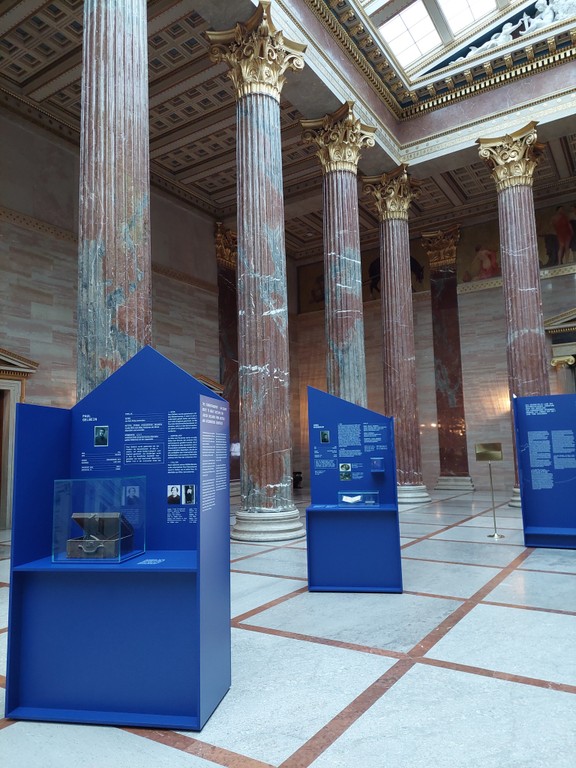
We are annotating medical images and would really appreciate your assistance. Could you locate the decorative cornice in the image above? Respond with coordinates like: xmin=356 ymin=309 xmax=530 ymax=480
xmin=0 ymin=205 xmax=77 ymax=242
xmin=421 ymin=225 xmax=460 ymax=270
xmin=362 ymin=165 xmax=422 ymax=221
xmin=301 ymin=100 xmax=375 ymax=174
xmin=215 ymin=222 xmax=237 ymax=269
xmin=206 ymin=1 xmax=306 ymax=102
xmin=0 ymin=347 xmax=39 ymax=378
xmin=477 ymin=121 xmax=545 ymax=191
xmin=306 ymin=1 xmax=576 ymax=120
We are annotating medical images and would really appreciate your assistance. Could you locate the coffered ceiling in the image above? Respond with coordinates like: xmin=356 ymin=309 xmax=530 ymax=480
xmin=0 ymin=0 xmax=575 ymax=262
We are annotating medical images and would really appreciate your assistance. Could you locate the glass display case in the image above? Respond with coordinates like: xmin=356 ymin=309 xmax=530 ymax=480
xmin=52 ymin=476 xmax=146 ymax=562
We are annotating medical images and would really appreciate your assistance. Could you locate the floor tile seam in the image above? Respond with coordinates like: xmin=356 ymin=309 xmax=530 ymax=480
xmin=0 ymin=673 xmax=5 ymax=687
xmin=0 ymin=582 xmax=9 ymax=588
xmin=0 ymin=717 xmax=16 ymax=732
xmin=231 ymin=585 xmax=309 ymax=623
xmin=122 ymin=727 xmax=275 ymax=768
xmin=399 ymin=511 xmax=507 ymax=548
xmin=277 ymin=657 xmax=417 ymax=768
xmin=230 ymin=546 xmax=291 ymax=563
xmin=405 ymin=548 xmax=535 ymax=656
xmin=0 ymin=627 xmax=7 ymax=635
xmin=230 ymin=568 xmax=307 ymax=582
xmin=232 ymin=622 xmax=405 ymax=660
xmin=400 ymin=554 xmax=503 ymax=569
xmin=230 ymin=543 xmax=298 ymax=560
xmin=519 ymin=566 xmax=576 ymax=576
xmin=428 ymin=536 xmax=525 ymax=548
xmin=415 ymin=656 xmax=576 ymax=694
xmin=480 ymin=598 xmax=576 ymax=617
xmin=402 ymin=589 xmax=465 ymax=603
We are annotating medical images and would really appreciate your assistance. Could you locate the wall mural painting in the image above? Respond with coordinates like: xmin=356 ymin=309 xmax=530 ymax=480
xmin=297 ymin=204 xmax=576 ymax=313
xmin=536 ymin=203 xmax=576 ymax=267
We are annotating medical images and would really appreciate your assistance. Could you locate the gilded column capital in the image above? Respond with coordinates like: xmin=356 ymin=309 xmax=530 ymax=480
xmin=421 ymin=225 xmax=460 ymax=271
xmin=206 ymin=1 xmax=306 ymax=102
xmin=362 ymin=165 xmax=421 ymax=221
xmin=551 ymin=356 xmax=575 ymax=368
xmin=215 ymin=222 xmax=237 ymax=269
xmin=477 ymin=121 xmax=545 ymax=192
xmin=301 ymin=100 xmax=376 ymax=175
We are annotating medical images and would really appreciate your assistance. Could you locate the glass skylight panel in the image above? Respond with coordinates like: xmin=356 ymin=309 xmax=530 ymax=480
xmin=378 ymin=0 xmax=441 ymax=68
xmin=437 ymin=0 xmax=497 ymax=35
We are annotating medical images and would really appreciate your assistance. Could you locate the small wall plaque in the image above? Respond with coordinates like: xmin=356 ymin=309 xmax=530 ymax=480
xmin=475 ymin=442 xmax=503 ymax=461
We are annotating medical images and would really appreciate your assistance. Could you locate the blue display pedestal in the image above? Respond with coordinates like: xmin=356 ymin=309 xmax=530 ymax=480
xmin=306 ymin=387 xmax=402 ymax=592
xmin=513 ymin=394 xmax=576 ymax=549
xmin=6 ymin=347 xmax=231 ymax=729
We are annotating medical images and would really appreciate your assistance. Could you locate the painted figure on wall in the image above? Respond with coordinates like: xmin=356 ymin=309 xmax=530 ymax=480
xmin=551 ymin=206 xmax=575 ymax=264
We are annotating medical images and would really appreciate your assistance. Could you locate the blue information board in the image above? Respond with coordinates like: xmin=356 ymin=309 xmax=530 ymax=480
xmin=513 ymin=394 xmax=576 ymax=548
xmin=306 ymin=387 xmax=402 ymax=592
xmin=6 ymin=346 xmax=231 ymax=729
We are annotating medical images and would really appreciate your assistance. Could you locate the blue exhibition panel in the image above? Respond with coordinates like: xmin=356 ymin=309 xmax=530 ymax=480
xmin=513 ymin=394 xmax=576 ymax=549
xmin=306 ymin=387 xmax=402 ymax=592
xmin=6 ymin=346 xmax=231 ymax=729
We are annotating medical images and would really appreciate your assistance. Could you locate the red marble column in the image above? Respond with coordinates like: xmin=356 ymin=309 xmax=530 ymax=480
xmin=77 ymin=0 xmax=152 ymax=399
xmin=421 ymin=227 xmax=473 ymax=491
xmin=478 ymin=122 xmax=550 ymax=504
xmin=363 ymin=167 xmax=431 ymax=504
xmin=302 ymin=102 xmax=375 ymax=407
xmin=208 ymin=3 xmax=306 ymax=540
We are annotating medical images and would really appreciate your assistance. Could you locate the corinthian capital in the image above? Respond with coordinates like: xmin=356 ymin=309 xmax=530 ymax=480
xmin=301 ymin=101 xmax=375 ymax=174
xmin=362 ymin=165 xmax=421 ymax=221
xmin=206 ymin=1 xmax=306 ymax=101
xmin=477 ymin=121 xmax=545 ymax=192
xmin=215 ymin=222 xmax=237 ymax=269
xmin=421 ymin=225 xmax=460 ymax=271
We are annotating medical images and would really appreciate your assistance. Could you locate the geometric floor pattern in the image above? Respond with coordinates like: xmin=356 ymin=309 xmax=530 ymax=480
xmin=1 ymin=490 xmax=575 ymax=767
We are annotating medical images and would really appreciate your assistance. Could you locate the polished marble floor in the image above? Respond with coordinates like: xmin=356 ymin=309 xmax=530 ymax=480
xmin=1 ymin=490 xmax=575 ymax=767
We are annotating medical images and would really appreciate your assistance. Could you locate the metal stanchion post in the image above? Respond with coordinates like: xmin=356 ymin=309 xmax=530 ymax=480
xmin=475 ymin=442 xmax=504 ymax=541
xmin=487 ymin=460 xmax=504 ymax=539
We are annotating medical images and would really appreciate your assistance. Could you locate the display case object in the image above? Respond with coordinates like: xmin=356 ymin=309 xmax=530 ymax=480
xmin=52 ymin=476 xmax=146 ymax=563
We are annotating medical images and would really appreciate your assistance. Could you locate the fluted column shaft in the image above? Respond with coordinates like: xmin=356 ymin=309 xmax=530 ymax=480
xmin=77 ymin=0 xmax=151 ymax=399
xmin=498 ymin=184 xmax=550 ymax=398
xmin=302 ymin=101 xmax=374 ymax=407
xmin=380 ymin=218 xmax=423 ymax=486
xmin=423 ymin=227 xmax=472 ymax=489
xmin=207 ymin=2 xmax=306 ymax=540
xmin=364 ymin=167 xmax=430 ymax=502
xmin=324 ymin=169 xmax=367 ymax=406
xmin=236 ymin=92 xmax=294 ymax=513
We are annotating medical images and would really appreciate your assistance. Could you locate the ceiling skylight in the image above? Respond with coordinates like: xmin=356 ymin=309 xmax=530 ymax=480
xmin=378 ymin=0 xmax=442 ymax=67
xmin=436 ymin=0 xmax=498 ymax=35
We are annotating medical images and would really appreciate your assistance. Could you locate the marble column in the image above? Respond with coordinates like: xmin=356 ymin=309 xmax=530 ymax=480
xmin=207 ymin=2 xmax=306 ymax=541
xmin=215 ymin=223 xmax=240 ymax=488
xmin=421 ymin=226 xmax=474 ymax=491
xmin=363 ymin=166 xmax=431 ymax=504
xmin=302 ymin=102 xmax=375 ymax=407
xmin=478 ymin=122 xmax=550 ymax=505
xmin=77 ymin=0 xmax=152 ymax=399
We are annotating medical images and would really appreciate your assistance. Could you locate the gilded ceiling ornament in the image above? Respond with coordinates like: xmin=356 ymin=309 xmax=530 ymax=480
xmin=477 ymin=121 xmax=545 ymax=191
xmin=205 ymin=1 xmax=306 ymax=102
xmin=362 ymin=165 xmax=422 ymax=221
xmin=421 ymin=225 xmax=460 ymax=270
xmin=215 ymin=222 xmax=237 ymax=268
xmin=301 ymin=101 xmax=376 ymax=174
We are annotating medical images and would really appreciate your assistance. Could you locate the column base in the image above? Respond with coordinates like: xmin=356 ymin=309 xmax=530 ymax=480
xmin=231 ymin=507 xmax=306 ymax=542
xmin=397 ymin=484 xmax=432 ymax=505
xmin=508 ymin=486 xmax=522 ymax=508
xmin=434 ymin=476 xmax=475 ymax=491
